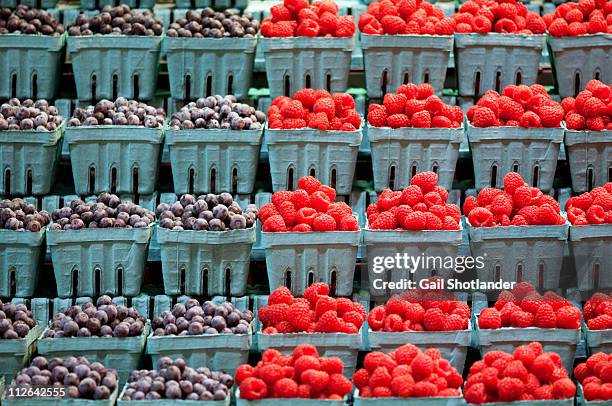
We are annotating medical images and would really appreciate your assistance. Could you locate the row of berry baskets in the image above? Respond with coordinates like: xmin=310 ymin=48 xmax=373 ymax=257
xmin=2 ymin=169 xmax=612 ymax=298
xmin=1 ymin=90 xmax=609 ymax=199
xmin=1 ymin=6 xmax=610 ymax=101
xmin=0 ymin=284 xmax=611 ymax=404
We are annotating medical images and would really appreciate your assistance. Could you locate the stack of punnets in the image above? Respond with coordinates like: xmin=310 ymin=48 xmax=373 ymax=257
xmin=1 ymin=0 xmax=612 ymax=404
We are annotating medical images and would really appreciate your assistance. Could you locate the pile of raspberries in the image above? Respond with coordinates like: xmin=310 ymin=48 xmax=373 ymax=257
xmin=367 ymin=83 xmax=463 ymax=129
xmin=545 ymin=0 xmax=612 ymax=37
xmin=368 ymin=282 xmax=470 ymax=332
xmin=583 ymin=292 xmax=612 ymax=330
xmin=562 ymin=80 xmax=612 ymax=131
xmin=367 ymin=172 xmax=461 ymax=231
xmin=268 ymin=90 xmax=361 ymax=130
xmin=236 ymin=345 xmax=353 ymax=399
xmin=464 ymin=343 xmax=576 ymax=403
xmin=464 ymin=172 xmax=565 ymax=227
xmin=358 ymin=0 xmax=455 ymax=35
xmin=259 ymin=176 xmax=359 ymax=232
xmin=574 ymin=352 xmax=612 ymax=401
xmin=452 ymin=0 xmax=546 ymax=34
xmin=478 ymin=282 xmax=581 ymax=329
xmin=353 ymin=345 xmax=463 ymax=398
xmin=261 ymin=0 xmax=355 ymax=37
xmin=566 ymin=184 xmax=612 ymax=225
xmin=259 ymin=283 xmax=366 ymax=334
xmin=467 ymin=84 xmax=564 ymax=128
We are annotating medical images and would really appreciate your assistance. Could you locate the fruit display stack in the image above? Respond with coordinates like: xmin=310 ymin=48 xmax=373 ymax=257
xmin=2 ymin=0 xmax=612 ymax=403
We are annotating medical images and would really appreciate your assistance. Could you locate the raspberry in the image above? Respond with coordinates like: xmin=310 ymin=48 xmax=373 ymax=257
xmin=468 ymin=207 xmax=494 ymax=227
xmin=369 ymin=366 xmax=393 ymax=389
xmin=383 ymin=93 xmax=408 ymax=115
xmin=268 ymin=286 xmax=293 ymax=305
xmin=240 ymin=377 xmax=268 ymax=400
xmin=371 ymin=211 xmax=398 ymax=230
xmin=556 ymin=305 xmax=580 ymax=329
xmin=367 ymin=105 xmax=387 ymax=127
xmin=403 ymin=211 xmax=426 ymax=230
xmin=271 ymin=4 xmax=292 ymax=22
xmin=318 ymin=11 xmax=338 ymax=35
xmin=498 ymin=377 xmax=525 ymax=402
xmin=236 ymin=364 xmax=256 ymax=385
xmin=538 ymin=104 xmax=564 ymax=128
xmin=293 ymin=355 xmax=321 ymax=379
xmin=411 ymin=171 xmax=438 ymax=193
xmin=310 ymin=191 xmax=331 ymax=212
xmin=263 ymin=215 xmax=288 ymax=232
xmin=314 ymin=310 xmax=343 ymax=333
xmin=472 ymin=107 xmax=497 ymax=127
xmin=271 ymin=20 xmax=296 ymax=37
xmin=411 ymin=110 xmax=432 ymax=128
xmin=387 ymin=114 xmax=410 ymax=128
xmin=278 ymin=200 xmax=297 ymax=227
xmin=313 ymin=97 xmax=336 ymax=120
xmin=312 ymin=213 xmax=337 ymax=231
xmin=259 ymin=203 xmax=280 ymax=222
xmin=335 ymin=15 xmax=355 ymax=37
xmin=380 ymin=14 xmax=406 ymax=34
xmin=479 ymin=308 xmax=502 ymax=329
xmin=533 ymin=355 xmax=556 ymax=383
xmin=300 ymin=370 xmax=330 ymax=394
xmin=471 ymin=14 xmax=493 ymax=33
xmin=502 ymin=360 xmax=529 ymax=383
xmin=503 ymin=172 xmax=527 ymax=195
xmin=552 ymin=378 xmax=576 ymax=399
xmin=511 ymin=310 xmax=534 ymax=327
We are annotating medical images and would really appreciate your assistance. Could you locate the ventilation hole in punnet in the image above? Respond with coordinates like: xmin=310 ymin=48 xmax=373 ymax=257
xmin=474 ymin=71 xmax=481 ymax=96
xmin=111 ymin=167 xmax=117 ymax=194
xmin=330 ymin=168 xmax=337 ymax=191
xmin=112 ymin=74 xmax=118 ymax=100
xmin=490 ymin=164 xmax=498 ymax=188
xmin=26 ymin=169 xmax=32 ymax=196
xmin=89 ymin=166 xmax=96 ymax=195
xmin=287 ymin=167 xmax=294 ymax=190
xmin=403 ymin=72 xmax=409 ymax=85
xmin=284 ymin=75 xmax=291 ymax=97
xmin=381 ymin=70 xmax=388 ymax=96
xmin=225 ymin=268 xmax=231 ymax=299
xmin=189 ymin=168 xmax=195 ymax=195
xmin=94 ymin=268 xmax=101 ymax=296
xmin=180 ymin=267 xmax=186 ymax=295
xmin=232 ymin=167 xmax=238 ymax=195
xmin=574 ymin=72 xmax=581 ymax=97
xmin=185 ymin=74 xmax=191 ymax=101
xmin=424 ymin=72 xmax=430 ymax=83
xmin=538 ymin=263 xmax=544 ymax=291
xmin=11 ymin=73 xmax=17 ymax=98
xmin=330 ymin=270 xmax=337 ymax=296
xmin=495 ymin=71 xmax=502 ymax=93
xmin=388 ymin=165 xmax=396 ymax=190
xmin=116 ymin=267 xmax=123 ymax=296
xmin=133 ymin=74 xmax=140 ymax=99
xmin=516 ymin=264 xmax=523 ymax=283
xmin=305 ymin=74 xmax=311 ymax=89
xmin=227 ymin=74 xmax=233 ymax=95
xmin=91 ymin=74 xmax=97 ymax=101
xmin=310 ymin=167 xmax=316 ymax=177
xmin=411 ymin=163 xmax=417 ymax=180
xmin=587 ymin=167 xmax=594 ymax=191
xmin=307 ymin=271 xmax=315 ymax=286
xmin=202 ymin=268 xmax=209 ymax=296
xmin=285 ymin=270 xmax=292 ymax=291
xmin=72 ymin=269 xmax=79 ymax=297
xmin=32 ymin=74 xmax=37 ymax=100
xmin=206 ymin=75 xmax=212 ymax=97
xmin=3 ymin=169 xmax=9 ymax=195
xmin=210 ymin=168 xmax=216 ymax=194
xmin=325 ymin=74 xmax=331 ymax=92
xmin=532 ymin=165 xmax=539 ymax=188
xmin=495 ymin=264 xmax=501 ymax=280
xmin=132 ymin=167 xmax=139 ymax=195
xmin=594 ymin=263 xmax=600 ymax=290
xmin=513 ymin=162 xmax=519 ymax=172
xmin=515 ymin=71 xmax=522 ymax=85
xmin=9 ymin=269 xmax=15 ymax=297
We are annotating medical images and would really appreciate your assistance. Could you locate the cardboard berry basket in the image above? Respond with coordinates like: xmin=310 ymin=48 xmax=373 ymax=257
xmin=0 ymin=324 xmax=42 ymax=381
xmin=548 ymin=34 xmax=612 ymax=99
xmin=0 ymin=228 xmax=46 ymax=298
xmin=361 ymin=34 xmax=453 ymax=98
xmin=163 ymin=36 xmax=257 ymax=101
xmin=466 ymin=218 xmax=569 ymax=291
xmin=569 ymin=223 xmax=612 ymax=292
xmin=157 ymin=225 xmax=256 ymax=297
xmin=256 ymin=329 xmax=361 ymax=377
xmin=2 ymin=386 xmax=119 ymax=405
xmin=363 ymin=225 xmax=463 ymax=297
xmin=0 ymin=33 xmax=66 ymax=99
xmin=117 ymin=383 xmax=231 ymax=405
xmin=474 ymin=318 xmax=580 ymax=372
xmin=266 ymin=125 xmax=363 ymax=195
xmin=467 ymin=123 xmax=564 ymax=192
xmin=67 ymin=35 xmax=162 ymax=101
xmin=259 ymin=36 xmax=354 ymax=99
xmin=261 ymin=229 xmax=360 ymax=297
xmin=353 ymin=389 xmax=465 ymax=406
xmin=165 ymin=127 xmax=263 ymax=195
xmin=368 ymin=324 xmax=472 ymax=375
xmin=64 ymin=124 xmax=164 ymax=195
xmin=367 ymin=124 xmax=463 ymax=192
xmin=0 ymin=123 xmax=64 ymax=196
xmin=37 ymin=323 xmax=150 ymax=384
xmin=145 ymin=324 xmax=253 ymax=377
xmin=564 ymin=128 xmax=612 ymax=193
xmin=46 ymin=225 xmax=154 ymax=298
xmin=454 ymin=33 xmax=546 ymax=97
xmin=236 ymin=390 xmax=347 ymax=406
xmin=582 ymin=320 xmax=612 ymax=356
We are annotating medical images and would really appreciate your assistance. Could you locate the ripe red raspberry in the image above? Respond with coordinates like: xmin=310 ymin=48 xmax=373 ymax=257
xmin=402 ymin=211 xmax=426 ymax=230
xmin=383 ymin=93 xmax=408 ymax=115
xmin=552 ymin=378 xmax=576 ymax=399
xmin=240 ymin=377 xmax=268 ymax=400
xmin=534 ymin=303 xmax=557 ymax=328
xmin=387 ymin=114 xmax=410 ymax=128
xmin=263 ymin=215 xmax=288 ymax=232
xmin=353 ymin=368 xmax=370 ymax=389
xmin=259 ymin=203 xmax=280 ymax=223
xmin=308 ymin=112 xmax=330 ymax=130
xmin=335 ymin=15 xmax=355 ymax=37
xmin=313 ymin=97 xmax=336 ymax=120
xmin=318 ymin=11 xmax=338 ymax=35
xmin=472 ymin=107 xmax=497 ymax=127
xmin=468 ymin=207 xmax=494 ymax=227
xmin=371 ymin=211 xmax=398 ymax=230
xmin=236 ymin=364 xmax=256 ymax=385
xmin=339 ymin=216 xmax=359 ymax=231
xmin=310 ymin=191 xmax=331 ymax=212
xmin=479 ymin=308 xmax=502 ymax=329
xmin=314 ymin=310 xmax=343 ymax=333
xmin=498 ymin=377 xmax=525 ymax=402
xmin=297 ymin=176 xmax=321 ymax=194
xmin=537 ymin=104 xmax=564 ymax=127
xmin=548 ymin=18 xmax=569 ymax=36
xmin=268 ymin=286 xmax=293 ymax=305
xmin=367 ymin=105 xmax=387 ymax=127
xmin=300 ymin=370 xmax=330 ymax=394
xmin=431 ymin=115 xmax=453 ymax=128
xmin=272 ymin=190 xmax=294 ymax=207
xmin=411 ymin=110 xmax=432 ymax=128
xmin=312 ymin=213 xmax=337 ymax=231
xmin=503 ymin=172 xmax=526 ymax=195
xmin=533 ymin=355 xmax=556 ymax=383
xmin=566 ymin=113 xmax=586 ymax=130
xmin=511 ymin=310 xmax=534 ymax=327
xmin=271 ymin=3 xmax=292 ymax=22
xmin=380 ymin=14 xmax=406 ymax=34
xmin=278 ymin=200 xmax=297 ymax=226
xmin=556 ymin=306 xmax=580 ymax=329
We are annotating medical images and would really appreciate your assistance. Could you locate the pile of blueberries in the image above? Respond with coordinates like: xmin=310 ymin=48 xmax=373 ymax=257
xmin=50 ymin=193 xmax=155 ymax=230
xmin=0 ymin=98 xmax=63 ymax=131
xmin=152 ymin=299 xmax=253 ymax=336
xmin=68 ymin=97 xmax=165 ymax=128
xmin=67 ymin=6 xmax=163 ymax=36
xmin=0 ymin=198 xmax=51 ymax=232
xmin=122 ymin=357 xmax=233 ymax=401
xmin=15 ymin=356 xmax=118 ymax=400
xmin=167 ymin=8 xmax=259 ymax=38
xmin=0 ymin=6 xmax=64 ymax=35
xmin=156 ymin=193 xmax=258 ymax=231
xmin=168 ymin=95 xmax=265 ymax=130
xmin=0 ymin=300 xmax=38 ymax=339
xmin=42 ymin=295 xmax=147 ymax=339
